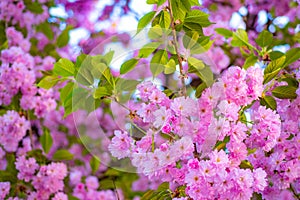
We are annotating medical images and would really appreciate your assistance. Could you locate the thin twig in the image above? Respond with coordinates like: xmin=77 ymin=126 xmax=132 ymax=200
xmin=290 ymin=184 xmax=300 ymax=200
xmin=112 ymin=179 xmax=120 ymax=200
xmin=167 ymin=0 xmax=187 ymax=97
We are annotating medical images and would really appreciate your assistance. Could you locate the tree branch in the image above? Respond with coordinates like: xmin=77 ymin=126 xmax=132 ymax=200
xmin=167 ymin=0 xmax=187 ymax=97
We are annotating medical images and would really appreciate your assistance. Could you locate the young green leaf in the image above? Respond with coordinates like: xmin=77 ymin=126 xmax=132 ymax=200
xmin=150 ymin=50 xmax=168 ymax=77
xmin=138 ymin=42 xmax=161 ymax=58
xmin=116 ymin=78 xmax=140 ymax=91
xmin=214 ymin=28 xmax=232 ymax=38
xmin=103 ymin=50 xmax=115 ymax=65
xmin=184 ymin=10 xmax=212 ymax=27
xmin=53 ymin=58 xmax=75 ymax=77
xmin=148 ymin=25 xmax=163 ymax=39
xmin=263 ymin=55 xmax=286 ymax=84
xmin=183 ymin=31 xmax=199 ymax=50
xmin=40 ymin=128 xmax=53 ymax=154
xmin=280 ymin=77 xmax=299 ymax=88
xmin=53 ymin=149 xmax=74 ymax=161
xmin=120 ymin=58 xmax=139 ymax=74
xmin=57 ymin=26 xmax=72 ymax=48
xmin=164 ymin=59 xmax=176 ymax=74
xmin=256 ymin=30 xmax=273 ymax=47
xmin=37 ymin=75 xmax=60 ymax=89
xmin=60 ymin=81 xmax=74 ymax=103
xmin=188 ymin=57 xmax=205 ymax=71
xmin=90 ymin=156 xmax=100 ymax=174
xmin=260 ymin=95 xmax=277 ymax=110
xmin=25 ymin=1 xmax=43 ymax=14
xmin=283 ymin=47 xmax=300 ymax=67
xmin=161 ymin=10 xmax=171 ymax=29
xmin=269 ymin=51 xmax=284 ymax=60
xmin=195 ymin=82 xmax=207 ymax=98
xmin=93 ymin=86 xmax=112 ymax=99
xmin=137 ymin=11 xmax=156 ymax=33
xmin=170 ymin=0 xmax=186 ymax=21
xmin=231 ymin=29 xmax=252 ymax=48
xmin=36 ymin=22 xmax=54 ymax=40
xmin=272 ymin=85 xmax=297 ymax=99
xmin=243 ymin=55 xmax=258 ymax=69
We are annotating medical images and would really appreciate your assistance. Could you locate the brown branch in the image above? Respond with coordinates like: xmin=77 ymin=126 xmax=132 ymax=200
xmin=167 ymin=0 xmax=187 ymax=97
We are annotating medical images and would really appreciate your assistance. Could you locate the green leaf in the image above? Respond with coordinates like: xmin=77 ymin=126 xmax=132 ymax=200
xmin=76 ymin=56 xmax=95 ymax=86
xmin=157 ymin=0 xmax=167 ymax=6
xmin=37 ymin=75 xmax=60 ymax=89
xmin=93 ymin=63 xmax=115 ymax=87
xmin=57 ymin=26 xmax=72 ymax=48
xmin=53 ymin=58 xmax=75 ymax=77
xmin=40 ymin=128 xmax=53 ymax=154
xmin=243 ymin=55 xmax=258 ymax=69
xmin=170 ymin=0 xmax=186 ymax=21
xmin=215 ymin=28 xmax=232 ymax=38
xmin=269 ymin=51 xmax=284 ymax=60
xmin=199 ymin=66 xmax=214 ymax=87
xmin=152 ymin=11 xmax=171 ymax=29
xmin=137 ymin=11 xmax=156 ymax=33
xmin=36 ymin=22 xmax=54 ymax=40
xmin=53 ymin=149 xmax=74 ymax=161
xmin=164 ymin=59 xmax=176 ymax=74
xmin=148 ymin=25 xmax=163 ymax=39
xmin=75 ymin=54 xmax=87 ymax=70
xmin=90 ymin=156 xmax=100 ymax=174
xmin=25 ymin=1 xmax=43 ymax=14
xmin=68 ymin=195 xmax=80 ymax=200
xmin=188 ymin=57 xmax=205 ymax=71
xmin=190 ymin=36 xmax=213 ymax=54
xmin=239 ymin=160 xmax=253 ymax=170
xmin=190 ymin=0 xmax=200 ymax=6
xmin=146 ymin=0 xmax=157 ymax=4
xmin=283 ymin=47 xmax=300 ymax=67
xmin=184 ymin=10 xmax=212 ymax=27
xmin=93 ymin=86 xmax=112 ymax=99
xmin=5 ymin=153 xmax=18 ymax=181
xmin=138 ymin=42 xmax=161 ymax=58
xmin=0 ymin=171 xmax=17 ymax=183
xmin=195 ymin=82 xmax=207 ymax=98
xmin=77 ymin=67 xmax=94 ymax=86
xmin=183 ymin=31 xmax=199 ymax=50
xmin=272 ymin=85 xmax=297 ymax=99
xmin=231 ymin=29 xmax=251 ymax=48
xmin=260 ymin=95 xmax=277 ymax=110
xmin=141 ymin=190 xmax=155 ymax=200
xmin=60 ymin=81 xmax=74 ymax=103
xmin=116 ymin=78 xmax=140 ymax=91
xmin=71 ymin=87 xmax=90 ymax=113
xmin=104 ymin=51 xmax=115 ymax=65
xmin=181 ymin=0 xmax=191 ymax=12
xmin=150 ymin=50 xmax=168 ymax=77
xmin=0 ymin=21 xmax=7 ymax=44
xmin=120 ymin=58 xmax=139 ymax=74
xmin=263 ymin=55 xmax=286 ymax=84
xmin=183 ymin=22 xmax=203 ymax=35
xmin=27 ymin=149 xmax=48 ymax=165
xmin=256 ymin=30 xmax=273 ymax=47
xmin=189 ymin=62 xmax=214 ymax=87
xmin=280 ymin=77 xmax=299 ymax=88
xmin=157 ymin=182 xmax=169 ymax=191
xmin=161 ymin=11 xmax=171 ymax=29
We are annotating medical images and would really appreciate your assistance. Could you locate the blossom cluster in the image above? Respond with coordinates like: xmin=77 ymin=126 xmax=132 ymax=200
xmin=108 ymin=65 xmax=300 ymax=199
xmin=0 ymin=111 xmax=30 ymax=152
xmin=15 ymin=156 xmax=68 ymax=199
